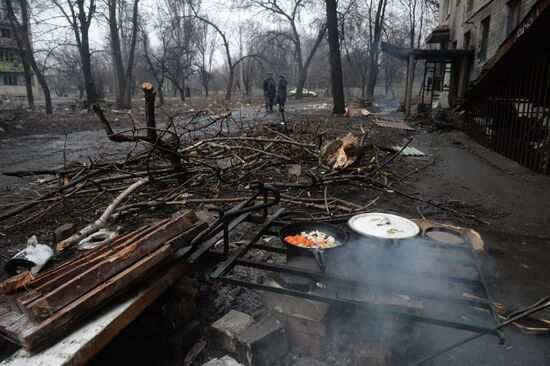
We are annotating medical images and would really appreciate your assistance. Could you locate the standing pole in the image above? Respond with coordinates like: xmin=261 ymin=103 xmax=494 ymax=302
xmin=405 ymin=53 xmax=415 ymax=116
xmin=239 ymin=27 xmax=244 ymax=99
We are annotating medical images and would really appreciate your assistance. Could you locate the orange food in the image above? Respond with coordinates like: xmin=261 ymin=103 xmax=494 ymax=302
xmin=284 ymin=235 xmax=314 ymax=247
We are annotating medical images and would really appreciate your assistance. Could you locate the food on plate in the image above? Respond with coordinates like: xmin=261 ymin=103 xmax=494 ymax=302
xmin=284 ymin=230 xmax=338 ymax=249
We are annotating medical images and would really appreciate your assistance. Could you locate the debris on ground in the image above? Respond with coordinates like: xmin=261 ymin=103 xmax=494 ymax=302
xmin=320 ymin=133 xmax=359 ymax=170
xmin=0 ymin=91 xmax=511 ymax=364
xmin=0 ymin=211 xmax=206 ymax=349
xmin=373 ymin=119 xmax=415 ymax=131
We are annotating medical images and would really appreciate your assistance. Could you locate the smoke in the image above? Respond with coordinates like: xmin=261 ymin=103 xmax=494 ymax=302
xmin=321 ymin=231 xmax=492 ymax=364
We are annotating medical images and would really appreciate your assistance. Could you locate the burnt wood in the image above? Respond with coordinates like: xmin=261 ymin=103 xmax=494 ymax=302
xmin=23 ymin=212 xmax=198 ymax=321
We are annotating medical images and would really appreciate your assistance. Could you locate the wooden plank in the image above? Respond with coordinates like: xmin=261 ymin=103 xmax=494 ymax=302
xmin=24 ymin=211 xmax=198 ymax=321
xmin=0 ymin=259 xmax=190 ymax=366
xmin=0 ymin=223 xmax=162 ymax=298
xmin=14 ymin=222 xmax=167 ymax=309
xmin=23 ymin=221 xmax=168 ymax=290
xmin=24 ymin=212 xmax=197 ymax=321
xmin=4 ymin=219 xmax=204 ymax=349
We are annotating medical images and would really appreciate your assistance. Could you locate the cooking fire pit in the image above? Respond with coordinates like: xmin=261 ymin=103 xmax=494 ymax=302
xmin=181 ymin=186 xmax=549 ymax=364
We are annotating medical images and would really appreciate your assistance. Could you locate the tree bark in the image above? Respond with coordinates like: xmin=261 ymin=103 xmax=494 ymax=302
xmin=108 ymin=0 xmax=139 ymax=109
xmin=294 ymin=23 xmax=327 ymax=99
xmin=365 ymin=0 xmax=388 ymax=99
xmin=22 ymin=59 xmax=34 ymax=107
xmin=325 ymin=0 xmax=345 ymax=114
xmin=76 ymin=0 xmax=98 ymax=105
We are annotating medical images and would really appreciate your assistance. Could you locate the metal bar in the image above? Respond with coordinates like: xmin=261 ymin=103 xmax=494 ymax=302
xmin=219 ymin=277 xmax=499 ymax=337
xmin=530 ymin=52 xmax=546 ymax=170
xmin=462 ymin=230 xmax=504 ymax=340
xmin=211 ymin=208 xmax=285 ymax=278
xmin=495 ymin=79 xmax=510 ymax=155
xmin=520 ymin=55 xmax=537 ymax=167
xmin=502 ymin=67 xmax=515 ymax=158
xmin=233 ymin=258 xmax=491 ymax=309
xmin=542 ymin=54 xmax=550 ymax=175
xmin=184 ymin=211 xmax=251 ymax=263
xmin=251 ymin=243 xmax=477 ymax=269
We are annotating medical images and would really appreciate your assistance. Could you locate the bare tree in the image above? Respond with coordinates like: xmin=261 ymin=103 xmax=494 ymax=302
xmin=49 ymin=47 xmax=86 ymax=97
xmin=191 ymin=5 xmax=251 ymax=101
xmin=365 ymin=0 xmax=388 ymax=98
xmin=241 ymin=0 xmax=327 ymax=99
xmin=194 ymin=23 xmax=217 ymax=97
xmin=51 ymin=0 xmax=98 ymax=105
xmin=325 ymin=0 xmax=345 ymax=113
xmin=107 ymin=0 xmax=140 ymax=109
xmin=142 ymin=27 xmax=167 ymax=104
xmin=5 ymin=0 xmax=52 ymax=113
xmin=162 ymin=0 xmax=198 ymax=101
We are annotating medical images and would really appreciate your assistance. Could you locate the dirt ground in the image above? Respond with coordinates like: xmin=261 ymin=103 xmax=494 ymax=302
xmin=0 ymin=97 xmax=550 ymax=365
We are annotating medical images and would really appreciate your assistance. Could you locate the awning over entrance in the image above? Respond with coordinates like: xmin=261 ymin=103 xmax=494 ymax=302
xmin=425 ymin=25 xmax=450 ymax=44
xmin=381 ymin=42 xmax=473 ymax=62
xmin=381 ymin=42 xmax=474 ymax=115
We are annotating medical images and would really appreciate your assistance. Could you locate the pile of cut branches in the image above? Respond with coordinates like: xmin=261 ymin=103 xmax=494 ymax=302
xmin=0 ymin=83 xmax=483 ymax=252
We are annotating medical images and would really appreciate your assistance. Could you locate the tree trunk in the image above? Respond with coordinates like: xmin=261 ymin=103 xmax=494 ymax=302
xmin=179 ymin=86 xmax=185 ymax=101
xmin=325 ymin=0 xmax=345 ymax=114
xmin=296 ymin=67 xmax=307 ymax=100
xmin=108 ymin=0 xmax=135 ymax=109
xmin=157 ymin=80 xmax=165 ymax=105
xmin=76 ymin=0 xmax=98 ymax=105
xmin=109 ymin=0 xmax=128 ymax=109
xmin=366 ymin=46 xmax=379 ymax=98
xmin=366 ymin=0 xmax=388 ymax=99
xmin=80 ymin=46 xmax=97 ymax=105
xmin=225 ymin=67 xmax=234 ymax=101
xmin=21 ymin=51 xmax=33 ymax=107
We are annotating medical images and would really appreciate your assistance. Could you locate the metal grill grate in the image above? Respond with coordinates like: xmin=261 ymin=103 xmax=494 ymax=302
xmin=207 ymin=209 xmax=504 ymax=342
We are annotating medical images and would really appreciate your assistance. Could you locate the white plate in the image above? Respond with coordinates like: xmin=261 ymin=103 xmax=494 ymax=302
xmin=348 ymin=213 xmax=420 ymax=240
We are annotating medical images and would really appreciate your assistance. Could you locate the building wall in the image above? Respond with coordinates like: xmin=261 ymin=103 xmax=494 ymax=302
xmin=0 ymin=0 xmax=34 ymax=99
xmin=438 ymin=0 xmax=537 ymax=81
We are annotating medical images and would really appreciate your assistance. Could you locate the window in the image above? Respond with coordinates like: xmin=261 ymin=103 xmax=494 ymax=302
xmin=452 ymin=40 xmax=458 ymax=49
xmin=464 ymin=31 xmax=471 ymax=49
xmin=479 ymin=16 xmax=490 ymax=60
xmin=3 ymin=76 xmax=18 ymax=85
xmin=1 ymin=29 xmax=11 ymax=39
xmin=507 ymin=0 xmax=521 ymax=35
xmin=466 ymin=0 xmax=473 ymax=13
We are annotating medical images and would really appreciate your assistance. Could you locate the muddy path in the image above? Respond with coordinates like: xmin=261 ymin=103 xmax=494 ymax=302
xmin=0 ymin=98 xmax=331 ymax=190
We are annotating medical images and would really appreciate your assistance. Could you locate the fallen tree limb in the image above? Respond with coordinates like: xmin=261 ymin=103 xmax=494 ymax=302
xmin=56 ymin=177 xmax=150 ymax=251
xmin=0 ymin=170 xmax=103 ymax=223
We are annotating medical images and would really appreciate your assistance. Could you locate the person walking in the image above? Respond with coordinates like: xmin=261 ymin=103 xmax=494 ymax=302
xmin=277 ymin=75 xmax=288 ymax=112
xmin=262 ymin=73 xmax=277 ymax=112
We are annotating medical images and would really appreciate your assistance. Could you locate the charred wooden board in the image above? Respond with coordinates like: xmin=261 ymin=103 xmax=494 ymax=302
xmin=13 ymin=222 xmax=168 ymax=312
xmin=23 ymin=212 xmax=198 ymax=321
xmin=0 ymin=218 xmax=206 ymax=349
xmin=1 ymin=258 xmax=193 ymax=365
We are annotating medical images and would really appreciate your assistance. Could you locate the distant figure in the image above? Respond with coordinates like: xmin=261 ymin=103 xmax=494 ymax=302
xmin=262 ymin=72 xmax=277 ymax=112
xmin=278 ymin=75 xmax=288 ymax=112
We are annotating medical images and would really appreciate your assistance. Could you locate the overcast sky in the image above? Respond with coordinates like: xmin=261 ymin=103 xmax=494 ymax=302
xmin=33 ymin=0 xmax=324 ymax=68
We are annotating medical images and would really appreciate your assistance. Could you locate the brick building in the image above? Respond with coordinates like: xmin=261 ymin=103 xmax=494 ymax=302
xmin=429 ymin=0 xmax=537 ymax=82
xmin=427 ymin=0 xmax=550 ymax=175
xmin=0 ymin=0 xmax=32 ymax=98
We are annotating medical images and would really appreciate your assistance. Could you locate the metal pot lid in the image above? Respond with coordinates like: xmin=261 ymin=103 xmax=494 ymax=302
xmin=348 ymin=213 xmax=420 ymax=239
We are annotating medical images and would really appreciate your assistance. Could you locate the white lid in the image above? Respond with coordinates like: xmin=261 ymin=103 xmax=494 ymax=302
xmin=348 ymin=213 xmax=420 ymax=239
